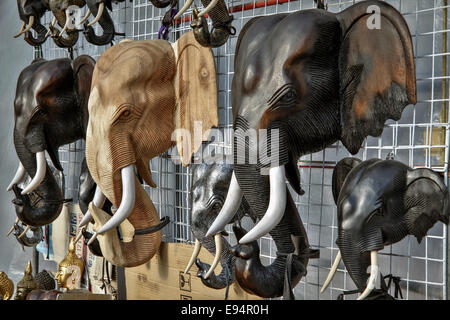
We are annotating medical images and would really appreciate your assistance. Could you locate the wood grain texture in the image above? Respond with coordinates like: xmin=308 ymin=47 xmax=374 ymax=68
xmin=175 ymin=31 xmax=219 ymax=166
xmin=125 ymin=242 xmax=261 ymax=300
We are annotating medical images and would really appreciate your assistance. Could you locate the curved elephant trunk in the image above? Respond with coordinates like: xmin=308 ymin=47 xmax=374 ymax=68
xmin=49 ymin=6 xmax=79 ymax=48
xmin=191 ymin=0 xmax=234 ymax=48
xmin=88 ymin=175 xmax=162 ymax=267
xmin=24 ymin=20 xmax=48 ymax=46
xmin=12 ymin=129 xmax=63 ymax=227
xmin=191 ymin=232 xmax=236 ymax=289
xmin=231 ymin=190 xmax=312 ymax=298
xmin=83 ymin=1 xmax=115 ymax=46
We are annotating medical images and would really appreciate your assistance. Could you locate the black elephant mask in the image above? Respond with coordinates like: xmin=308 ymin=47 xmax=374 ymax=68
xmin=206 ymin=0 xmax=417 ymax=250
xmin=321 ymin=157 xmax=449 ymax=300
xmin=187 ymin=161 xmax=317 ymax=298
xmin=8 ymin=55 xmax=95 ymax=227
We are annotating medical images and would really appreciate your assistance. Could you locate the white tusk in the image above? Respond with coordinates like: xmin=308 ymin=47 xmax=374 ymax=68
xmin=320 ymin=251 xmax=342 ymax=293
xmin=79 ymin=186 xmax=106 ymax=228
xmin=357 ymin=251 xmax=379 ymax=300
xmin=59 ymin=9 xmax=72 ymax=37
xmin=87 ymin=231 xmax=97 ymax=246
xmin=184 ymin=239 xmax=202 ymax=274
xmin=91 ymin=164 xmax=136 ymax=237
xmin=13 ymin=21 xmax=26 ymax=38
xmin=87 ymin=2 xmax=104 ymax=27
xmin=45 ymin=17 xmax=57 ymax=38
xmin=198 ymin=0 xmax=219 ymax=17
xmin=6 ymin=218 xmax=19 ymax=237
xmin=22 ymin=16 xmax=35 ymax=34
xmin=21 ymin=151 xmax=47 ymax=195
xmin=238 ymin=165 xmax=287 ymax=244
xmin=173 ymin=0 xmax=194 ymax=21
xmin=7 ymin=162 xmax=26 ymax=191
xmin=205 ymin=172 xmax=243 ymax=237
xmin=77 ymin=8 xmax=91 ymax=26
xmin=204 ymin=234 xmax=222 ymax=279
xmin=74 ymin=231 xmax=83 ymax=244
xmin=18 ymin=225 xmax=31 ymax=239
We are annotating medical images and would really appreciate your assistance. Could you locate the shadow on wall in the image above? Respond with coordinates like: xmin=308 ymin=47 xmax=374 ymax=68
xmin=0 ymin=1 xmax=40 ymax=286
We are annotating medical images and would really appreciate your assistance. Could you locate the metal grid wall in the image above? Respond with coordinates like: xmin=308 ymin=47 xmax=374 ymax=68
xmin=33 ymin=0 xmax=448 ymax=300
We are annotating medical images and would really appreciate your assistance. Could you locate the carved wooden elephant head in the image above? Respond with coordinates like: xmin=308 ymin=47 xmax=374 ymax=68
xmin=83 ymin=32 xmax=218 ymax=267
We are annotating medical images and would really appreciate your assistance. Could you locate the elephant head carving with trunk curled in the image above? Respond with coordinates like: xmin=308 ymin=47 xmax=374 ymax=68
xmin=47 ymin=0 xmax=86 ymax=48
xmin=14 ymin=0 xmax=51 ymax=46
xmin=321 ymin=157 xmax=449 ymax=300
xmin=173 ymin=0 xmax=235 ymax=48
xmin=79 ymin=0 xmax=126 ymax=46
xmin=206 ymin=0 xmax=417 ymax=265
xmin=8 ymin=55 xmax=95 ymax=227
xmin=187 ymin=162 xmax=317 ymax=298
xmin=82 ymin=31 xmax=218 ymax=267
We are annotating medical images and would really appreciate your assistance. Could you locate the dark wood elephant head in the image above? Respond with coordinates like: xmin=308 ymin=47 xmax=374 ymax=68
xmin=206 ymin=0 xmax=416 ymax=254
xmin=15 ymin=0 xmax=51 ymax=46
xmin=9 ymin=55 xmax=95 ymax=227
xmin=321 ymin=157 xmax=449 ymax=299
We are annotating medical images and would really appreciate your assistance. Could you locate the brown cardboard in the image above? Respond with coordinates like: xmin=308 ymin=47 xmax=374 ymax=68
xmin=125 ymin=242 xmax=261 ymax=300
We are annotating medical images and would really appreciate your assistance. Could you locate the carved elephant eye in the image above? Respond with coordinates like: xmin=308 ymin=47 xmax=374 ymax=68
xmin=210 ymin=200 xmax=223 ymax=213
xmin=120 ymin=110 xmax=131 ymax=120
xmin=278 ymin=90 xmax=298 ymax=106
xmin=113 ymin=105 xmax=135 ymax=123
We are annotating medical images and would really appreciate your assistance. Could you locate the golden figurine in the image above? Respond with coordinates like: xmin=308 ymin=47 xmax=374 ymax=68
xmin=0 ymin=271 xmax=14 ymax=300
xmin=55 ymin=237 xmax=84 ymax=290
xmin=15 ymin=261 xmax=38 ymax=300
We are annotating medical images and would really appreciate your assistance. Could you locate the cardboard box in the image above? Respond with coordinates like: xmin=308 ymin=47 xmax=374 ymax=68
xmin=125 ymin=242 xmax=261 ymax=300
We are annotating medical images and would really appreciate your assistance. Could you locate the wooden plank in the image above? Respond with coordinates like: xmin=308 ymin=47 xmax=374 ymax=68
xmin=125 ymin=242 xmax=261 ymax=300
xmin=174 ymin=31 xmax=219 ymax=165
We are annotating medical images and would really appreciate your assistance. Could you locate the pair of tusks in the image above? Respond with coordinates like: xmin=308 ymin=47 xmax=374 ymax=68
xmin=7 ymin=151 xmax=46 ymax=195
xmin=184 ymin=235 xmax=222 ymax=279
xmin=205 ymin=165 xmax=287 ymax=244
xmin=320 ymin=250 xmax=379 ymax=300
xmin=77 ymin=2 xmax=104 ymax=28
xmin=14 ymin=16 xmax=35 ymax=38
xmin=6 ymin=218 xmax=31 ymax=240
xmin=74 ymin=165 xmax=136 ymax=246
xmin=173 ymin=0 xmax=219 ymax=21
xmin=74 ymin=185 xmax=106 ymax=244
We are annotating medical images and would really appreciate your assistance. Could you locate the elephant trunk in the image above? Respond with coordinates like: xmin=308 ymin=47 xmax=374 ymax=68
xmin=50 ymin=9 xmax=79 ymax=48
xmin=24 ymin=21 xmax=48 ymax=46
xmin=193 ymin=233 xmax=236 ymax=289
xmin=12 ymin=128 xmax=63 ymax=227
xmin=83 ymin=1 xmax=115 ymax=46
xmin=338 ymin=229 xmax=373 ymax=292
xmin=88 ymin=178 xmax=162 ymax=267
xmin=191 ymin=0 xmax=234 ymax=48
xmin=231 ymin=193 xmax=310 ymax=298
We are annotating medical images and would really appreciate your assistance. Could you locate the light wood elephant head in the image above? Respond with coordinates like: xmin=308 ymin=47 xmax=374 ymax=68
xmin=85 ymin=31 xmax=218 ymax=267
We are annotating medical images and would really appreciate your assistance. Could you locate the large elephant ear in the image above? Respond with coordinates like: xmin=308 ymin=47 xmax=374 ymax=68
xmin=337 ymin=0 xmax=416 ymax=154
xmin=72 ymin=55 xmax=96 ymax=134
xmin=331 ymin=157 xmax=362 ymax=204
xmin=174 ymin=31 xmax=219 ymax=166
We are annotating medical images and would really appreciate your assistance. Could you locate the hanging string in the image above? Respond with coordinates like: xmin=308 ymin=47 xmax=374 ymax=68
xmin=33 ymin=45 xmax=43 ymax=61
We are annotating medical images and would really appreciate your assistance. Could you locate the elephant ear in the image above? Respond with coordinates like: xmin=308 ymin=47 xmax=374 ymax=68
xmin=406 ymin=168 xmax=450 ymax=231
xmin=337 ymin=1 xmax=416 ymax=154
xmin=72 ymin=55 xmax=96 ymax=135
xmin=331 ymin=157 xmax=362 ymax=204
xmin=174 ymin=31 xmax=219 ymax=166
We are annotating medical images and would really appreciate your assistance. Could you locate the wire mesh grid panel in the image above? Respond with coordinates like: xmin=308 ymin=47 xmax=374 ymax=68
xmin=30 ymin=0 xmax=448 ymax=300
